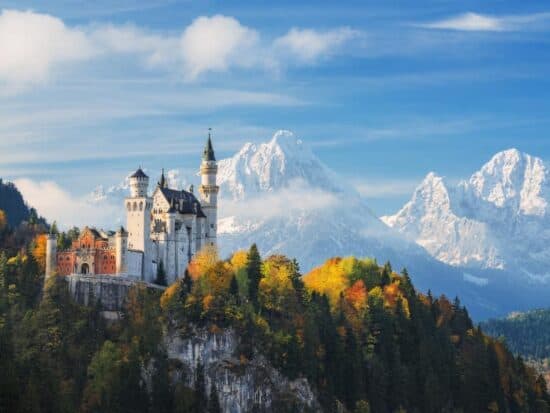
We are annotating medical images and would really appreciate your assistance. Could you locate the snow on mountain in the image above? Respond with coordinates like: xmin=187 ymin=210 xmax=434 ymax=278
xmin=382 ymin=149 xmax=550 ymax=281
xmin=216 ymin=130 xmax=423 ymax=272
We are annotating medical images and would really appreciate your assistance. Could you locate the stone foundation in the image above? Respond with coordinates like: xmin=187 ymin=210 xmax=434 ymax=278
xmin=66 ymin=274 xmax=165 ymax=311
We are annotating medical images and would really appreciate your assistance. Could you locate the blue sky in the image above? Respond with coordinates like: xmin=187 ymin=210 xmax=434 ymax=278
xmin=1 ymin=0 xmax=550 ymax=222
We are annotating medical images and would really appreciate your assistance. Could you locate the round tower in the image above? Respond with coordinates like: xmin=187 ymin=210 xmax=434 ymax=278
xmin=115 ymin=226 xmax=128 ymax=274
xmin=130 ymin=168 xmax=149 ymax=197
xmin=45 ymin=232 xmax=57 ymax=280
xmin=199 ymin=130 xmax=219 ymax=247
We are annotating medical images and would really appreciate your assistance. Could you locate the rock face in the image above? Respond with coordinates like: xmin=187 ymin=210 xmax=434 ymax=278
xmin=165 ymin=328 xmax=320 ymax=413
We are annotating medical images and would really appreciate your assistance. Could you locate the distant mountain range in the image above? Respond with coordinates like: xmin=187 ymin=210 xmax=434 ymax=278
xmin=88 ymin=131 xmax=550 ymax=319
xmin=383 ymin=148 xmax=550 ymax=282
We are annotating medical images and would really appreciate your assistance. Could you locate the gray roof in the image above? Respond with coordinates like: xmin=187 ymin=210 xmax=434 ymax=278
xmin=203 ymin=133 xmax=216 ymax=162
xmin=131 ymin=168 xmax=148 ymax=179
xmin=159 ymin=187 xmax=206 ymax=218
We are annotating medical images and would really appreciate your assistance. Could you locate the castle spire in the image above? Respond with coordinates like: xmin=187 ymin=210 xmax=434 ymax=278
xmin=202 ymin=128 xmax=216 ymax=162
xmin=158 ymin=168 xmax=166 ymax=188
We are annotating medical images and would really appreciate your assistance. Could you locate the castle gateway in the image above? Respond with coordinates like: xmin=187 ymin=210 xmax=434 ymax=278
xmin=45 ymin=133 xmax=219 ymax=286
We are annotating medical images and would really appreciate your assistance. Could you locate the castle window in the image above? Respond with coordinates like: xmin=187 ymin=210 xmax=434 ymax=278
xmin=133 ymin=202 xmax=137 ymax=211
xmin=127 ymin=203 xmax=131 ymax=211
xmin=139 ymin=201 xmax=143 ymax=211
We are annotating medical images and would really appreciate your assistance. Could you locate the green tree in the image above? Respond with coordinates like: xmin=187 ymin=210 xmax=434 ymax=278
xmin=155 ymin=260 xmax=167 ymax=286
xmin=246 ymin=244 xmax=262 ymax=308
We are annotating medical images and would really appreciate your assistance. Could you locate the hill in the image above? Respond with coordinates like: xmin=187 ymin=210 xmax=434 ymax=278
xmin=0 ymin=240 xmax=548 ymax=412
xmin=0 ymin=178 xmax=43 ymax=228
xmin=482 ymin=309 xmax=550 ymax=360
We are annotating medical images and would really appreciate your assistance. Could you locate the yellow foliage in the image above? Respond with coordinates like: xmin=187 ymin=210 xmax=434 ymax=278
xmin=0 ymin=210 xmax=6 ymax=231
xmin=187 ymin=245 xmax=219 ymax=280
xmin=230 ymin=250 xmax=248 ymax=272
xmin=33 ymin=234 xmax=48 ymax=271
xmin=201 ymin=262 xmax=233 ymax=297
xmin=303 ymin=257 xmax=349 ymax=308
xmin=259 ymin=257 xmax=294 ymax=312
xmin=160 ymin=282 xmax=180 ymax=311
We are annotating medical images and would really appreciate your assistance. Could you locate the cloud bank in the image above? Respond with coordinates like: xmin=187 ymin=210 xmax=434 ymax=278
xmin=0 ymin=9 xmax=359 ymax=92
xmin=14 ymin=178 xmax=120 ymax=230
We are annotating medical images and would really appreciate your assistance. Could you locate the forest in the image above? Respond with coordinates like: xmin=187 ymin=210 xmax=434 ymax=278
xmin=0 ymin=198 xmax=549 ymax=412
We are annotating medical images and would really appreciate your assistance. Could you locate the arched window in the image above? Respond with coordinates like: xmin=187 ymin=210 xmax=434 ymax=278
xmin=133 ymin=202 xmax=137 ymax=211
xmin=127 ymin=202 xmax=131 ymax=211
xmin=139 ymin=201 xmax=143 ymax=211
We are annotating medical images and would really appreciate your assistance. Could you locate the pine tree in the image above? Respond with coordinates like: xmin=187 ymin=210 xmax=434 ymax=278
xmin=246 ymin=244 xmax=262 ymax=308
xmin=155 ymin=260 xmax=167 ymax=286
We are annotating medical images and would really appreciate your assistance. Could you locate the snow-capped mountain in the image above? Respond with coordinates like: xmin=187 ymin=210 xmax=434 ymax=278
xmin=383 ymin=149 xmax=550 ymax=281
xmin=216 ymin=130 xmax=423 ymax=271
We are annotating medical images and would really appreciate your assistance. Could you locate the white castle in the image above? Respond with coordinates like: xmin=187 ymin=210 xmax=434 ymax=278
xmin=45 ymin=133 xmax=219 ymax=285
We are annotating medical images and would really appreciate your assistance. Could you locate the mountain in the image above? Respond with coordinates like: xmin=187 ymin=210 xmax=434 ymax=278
xmin=382 ymin=149 xmax=550 ymax=282
xmin=217 ymin=130 xmax=427 ymax=271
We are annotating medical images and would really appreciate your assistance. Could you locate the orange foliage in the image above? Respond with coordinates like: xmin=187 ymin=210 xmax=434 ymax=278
xmin=187 ymin=245 xmax=219 ymax=280
xmin=33 ymin=234 xmax=48 ymax=271
xmin=230 ymin=250 xmax=248 ymax=272
xmin=345 ymin=280 xmax=368 ymax=312
xmin=201 ymin=262 xmax=233 ymax=296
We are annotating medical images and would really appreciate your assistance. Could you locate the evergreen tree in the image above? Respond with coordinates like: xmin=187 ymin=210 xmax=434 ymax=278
xmin=155 ymin=260 xmax=167 ymax=286
xmin=246 ymin=244 xmax=262 ymax=308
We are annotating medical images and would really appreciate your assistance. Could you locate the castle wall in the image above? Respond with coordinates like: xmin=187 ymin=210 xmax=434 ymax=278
xmin=66 ymin=274 xmax=164 ymax=311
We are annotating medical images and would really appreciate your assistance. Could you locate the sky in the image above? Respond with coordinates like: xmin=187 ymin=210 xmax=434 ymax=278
xmin=1 ymin=0 xmax=550 ymax=225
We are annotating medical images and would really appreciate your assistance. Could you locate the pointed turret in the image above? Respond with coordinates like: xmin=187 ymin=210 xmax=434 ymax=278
xmin=158 ymin=168 xmax=167 ymax=188
xmin=199 ymin=129 xmax=219 ymax=248
xmin=202 ymin=129 xmax=216 ymax=161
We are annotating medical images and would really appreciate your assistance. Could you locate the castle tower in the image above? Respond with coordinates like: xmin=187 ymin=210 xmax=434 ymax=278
xmin=115 ymin=226 xmax=128 ymax=274
xmin=126 ymin=168 xmax=152 ymax=280
xmin=45 ymin=232 xmax=57 ymax=280
xmin=199 ymin=130 xmax=219 ymax=247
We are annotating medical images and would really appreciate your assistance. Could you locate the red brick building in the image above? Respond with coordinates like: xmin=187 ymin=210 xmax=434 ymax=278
xmin=56 ymin=227 xmax=117 ymax=276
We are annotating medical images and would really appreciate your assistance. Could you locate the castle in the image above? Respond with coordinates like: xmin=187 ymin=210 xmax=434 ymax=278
xmin=45 ymin=133 xmax=219 ymax=285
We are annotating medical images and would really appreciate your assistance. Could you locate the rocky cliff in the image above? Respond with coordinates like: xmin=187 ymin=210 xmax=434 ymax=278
xmin=165 ymin=328 xmax=320 ymax=413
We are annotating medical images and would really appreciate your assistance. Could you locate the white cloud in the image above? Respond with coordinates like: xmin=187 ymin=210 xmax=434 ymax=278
xmin=419 ymin=11 xmax=550 ymax=32
xmin=0 ymin=9 xmax=95 ymax=91
xmin=14 ymin=178 xmax=120 ymax=230
xmin=274 ymin=27 xmax=359 ymax=63
xmin=179 ymin=15 xmax=261 ymax=80
xmin=219 ymin=179 xmax=339 ymax=220
xmin=0 ymin=9 xmax=359 ymax=91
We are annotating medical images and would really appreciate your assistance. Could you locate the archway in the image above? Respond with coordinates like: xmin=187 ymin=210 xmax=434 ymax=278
xmin=81 ymin=263 xmax=90 ymax=274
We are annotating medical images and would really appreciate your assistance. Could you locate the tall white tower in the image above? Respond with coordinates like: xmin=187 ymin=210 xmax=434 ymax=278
xmin=126 ymin=168 xmax=152 ymax=279
xmin=45 ymin=232 xmax=57 ymax=280
xmin=199 ymin=131 xmax=219 ymax=247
